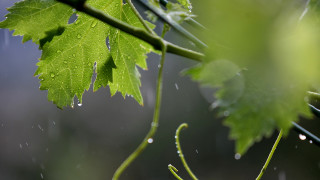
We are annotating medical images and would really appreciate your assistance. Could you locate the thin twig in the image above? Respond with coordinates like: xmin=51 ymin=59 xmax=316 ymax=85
xmin=256 ymin=130 xmax=283 ymax=180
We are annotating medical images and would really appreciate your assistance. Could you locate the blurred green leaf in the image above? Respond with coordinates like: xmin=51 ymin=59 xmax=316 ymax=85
xmin=188 ymin=0 xmax=319 ymax=154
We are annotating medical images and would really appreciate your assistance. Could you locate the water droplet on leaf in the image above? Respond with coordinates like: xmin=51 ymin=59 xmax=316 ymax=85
xmin=50 ymin=73 xmax=55 ymax=78
xmin=91 ymin=20 xmax=98 ymax=28
xmin=77 ymin=34 xmax=81 ymax=38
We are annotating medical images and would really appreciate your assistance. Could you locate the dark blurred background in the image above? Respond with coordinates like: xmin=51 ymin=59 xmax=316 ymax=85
xmin=0 ymin=0 xmax=320 ymax=180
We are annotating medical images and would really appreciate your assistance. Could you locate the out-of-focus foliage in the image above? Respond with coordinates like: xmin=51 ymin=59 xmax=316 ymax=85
xmin=188 ymin=0 xmax=320 ymax=154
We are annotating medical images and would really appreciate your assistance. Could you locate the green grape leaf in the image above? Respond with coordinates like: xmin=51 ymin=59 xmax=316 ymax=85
xmin=108 ymin=3 xmax=155 ymax=105
xmin=188 ymin=0 xmax=318 ymax=154
xmin=7 ymin=0 xmax=154 ymax=108
xmin=34 ymin=0 xmax=116 ymax=108
xmin=0 ymin=0 xmax=73 ymax=44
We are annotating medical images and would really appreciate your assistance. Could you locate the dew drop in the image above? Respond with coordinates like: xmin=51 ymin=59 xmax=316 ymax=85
xmin=19 ymin=144 xmax=22 ymax=149
xmin=77 ymin=34 xmax=81 ymax=38
xmin=40 ymin=173 xmax=44 ymax=179
xmin=158 ymin=64 xmax=161 ymax=68
xmin=224 ymin=111 xmax=230 ymax=117
xmin=234 ymin=153 xmax=241 ymax=160
xmin=309 ymin=140 xmax=313 ymax=144
xmin=299 ymin=134 xmax=306 ymax=140
xmin=72 ymin=54 xmax=76 ymax=57
xmin=77 ymin=101 xmax=82 ymax=107
xmin=57 ymin=50 xmax=61 ymax=53
xmin=50 ymin=73 xmax=55 ymax=78
xmin=147 ymin=138 xmax=153 ymax=143
xmin=177 ymin=150 xmax=180 ymax=154
xmin=195 ymin=149 xmax=198 ymax=154
xmin=63 ymin=61 xmax=67 ymax=64
xmin=91 ymin=20 xmax=98 ymax=28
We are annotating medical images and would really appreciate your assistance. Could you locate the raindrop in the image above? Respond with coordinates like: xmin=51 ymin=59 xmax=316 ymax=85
xmin=224 ymin=111 xmax=230 ymax=117
xmin=158 ymin=64 xmax=161 ymax=68
xmin=309 ymin=140 xmax=313 ymax=144
xmin=77 ymin=101 xmax=82 ymax=107
xmin=91 ymin=20 xmax=98 ymax=28
xmin=151 ymin=122 xmax=158 ymax=127
xmin=234 ymin=153 xmax=241 ymax=160
xmin=50 ymin=73 xmax=55 ymax=78
xmin=177 ymin=150 xmax=180 ymax=154
xmin=195 ymin=149 xmax=198 ymax=154
xmin=40 ymin=173 xmax=44 ymax=179
xmin=175 ymin=83 xmax=179 ymax=90
xmin=147 ymin=138 xmax=153 ymax=143
xmin=174 ymin=135 xmax=177 ymax=139
xmin=299 ymin=134 xmax=306 ymax=140
xmin=38 ymin=124 xmax=44 ymax=131
xmin=77 ymin=34 xmax=81 ymax=38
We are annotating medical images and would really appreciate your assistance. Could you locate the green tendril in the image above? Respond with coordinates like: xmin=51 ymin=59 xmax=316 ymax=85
xmin=169 ymin=123 xmax=199 ymax=180
xmin=168 ymin=164 xmax=183 ymax=180
xmin=256 ymin=129 xmax=283 ymax=180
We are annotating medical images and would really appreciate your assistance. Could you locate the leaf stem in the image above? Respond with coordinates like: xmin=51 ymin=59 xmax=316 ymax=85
xmin=125 ymin=0 xmax=155 ymax=34
xmin=56 ymin=0 xmax=204 ymax=61
xmin=112 ymin=34 xmax=167 ymax=180
xmin=256 ymin=129 xmax=283 ymax=180
xmin=175 ymin=123 xmax=198 ymax=180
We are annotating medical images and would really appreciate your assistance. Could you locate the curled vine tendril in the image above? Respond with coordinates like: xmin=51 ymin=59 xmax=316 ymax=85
xmin=169 ymin=123 xmax=199 ymax=180
xmin=168 ymin=164 xmax=183 ymax=180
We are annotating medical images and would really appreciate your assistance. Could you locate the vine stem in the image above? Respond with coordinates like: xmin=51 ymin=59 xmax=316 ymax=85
xmin=256 ymin=129 xmax=283 ymax=180
xmin=112 ymin=33 xmax=167 ymax=180
xmin=175 ymin=123 xmax=198 ymax=180
xmin=56 ymin=0 xmax=204 ymax=61
xmin=125 ymin=0 xmax=155 ymax=34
